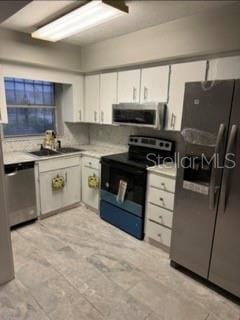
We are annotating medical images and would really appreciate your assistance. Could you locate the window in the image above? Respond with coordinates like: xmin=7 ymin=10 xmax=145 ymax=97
xmin=4 ymin=77 xmax=56 ymax=137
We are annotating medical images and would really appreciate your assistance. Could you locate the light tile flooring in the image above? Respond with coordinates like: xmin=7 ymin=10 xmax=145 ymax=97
xmin=0 ymin=205 xmax=239 ymax=320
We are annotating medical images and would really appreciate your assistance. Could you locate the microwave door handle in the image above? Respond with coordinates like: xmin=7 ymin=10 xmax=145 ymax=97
xmin=209 ymin=123 xmax=225 ymax=210
xmin=159 ymin=104 xmax=167 ymax=129
xmin=221 ymin=124 xmax=238 ymax=211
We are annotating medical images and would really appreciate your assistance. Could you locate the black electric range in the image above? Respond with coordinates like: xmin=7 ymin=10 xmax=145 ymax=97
xmin=100 ymin=135 xmax=175 ymax=240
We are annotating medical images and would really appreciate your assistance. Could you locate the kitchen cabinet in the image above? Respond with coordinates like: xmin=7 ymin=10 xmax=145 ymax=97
xmin=118 ymin=69 xmax=141 ymax=103
xmin=81 ymin=156 xmax=100 ymax=210
xmin=167 ymin=60 xmax=207 ymax=131
xmin=0 ymin=66 xmax=8 ymax=124
xmin=84 ymin=75 xmax=100 ymax=123
xmin=62 ymin=76 xmax=84 ymax=123
xmin=140 ymin=66 xmax=170 ymax=103
xmin=100 ymin=73 xmax=117 ymax=124
xmin=208 ymin=56 xmax=240 ymax=80
xmin=145 ymin=167 xmax=176 ymax=250
xmin=36 ymin=156 xmax=81 ymax=217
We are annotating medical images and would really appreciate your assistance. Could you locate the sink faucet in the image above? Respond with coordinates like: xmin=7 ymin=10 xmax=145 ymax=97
xmin=57 ymin=140 xmax=62 ymax=150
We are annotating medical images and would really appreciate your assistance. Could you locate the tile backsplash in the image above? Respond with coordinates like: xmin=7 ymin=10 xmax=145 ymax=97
xmin=2 ymin=122 xmax=181 ymax=153
xmin=88 ymin=124 xmax=181 ymax=151
xmin=2 ymin=123 xmax=89 ymax=153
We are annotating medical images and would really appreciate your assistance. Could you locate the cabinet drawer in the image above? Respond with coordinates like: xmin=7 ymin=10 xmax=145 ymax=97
xmin=146 ymin=221 xmax=172 ymax=247
xmin=148 ymin=187 xmax=174 ymax=211
xmin=147 ymin=203 xmax=173 ymax=228
xmin=148 ymin=173 xmax=175 ymax=193
xmin=82 ymin=156 xmax=100 ymax=169
xmin=38 ymin=156 xmax=80 ymax=172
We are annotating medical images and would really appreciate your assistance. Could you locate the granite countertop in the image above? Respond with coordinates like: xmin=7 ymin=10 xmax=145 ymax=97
xmin=147 ymin=163 xmax=177 ymax=178
xmin=3 ymin=144 xmax=127 ymax=165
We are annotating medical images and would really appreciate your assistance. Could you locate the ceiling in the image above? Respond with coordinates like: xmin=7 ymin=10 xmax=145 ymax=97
xmin=0 ymin=0 xmax=237 ymax=47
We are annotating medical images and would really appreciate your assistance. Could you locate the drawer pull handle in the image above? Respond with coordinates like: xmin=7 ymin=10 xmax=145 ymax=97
xmin=158 ymin=233 xmax=162 ymax=238
xmin=159 ymin=215 xmax=162 ymax=219
xmin=159 ymin=197 xmax=164 ymax=201
xmin=161 ymin=182 xmax=166 ymax=187
xmin=89 ymin=162 xmax=92 ymax=165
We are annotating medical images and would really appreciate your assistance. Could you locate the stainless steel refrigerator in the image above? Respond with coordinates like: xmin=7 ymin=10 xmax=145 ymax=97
xmin=170 ymin=79 xmax=240 ymax=298
xmin=0 ymin=131 xmax=14 ymax=285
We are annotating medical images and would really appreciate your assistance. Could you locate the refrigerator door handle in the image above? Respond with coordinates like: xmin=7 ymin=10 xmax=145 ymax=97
xmin=209 ymin=123 xmax=225 ymax=210
xmin=222 ymin=124 xmax=238 ymax=211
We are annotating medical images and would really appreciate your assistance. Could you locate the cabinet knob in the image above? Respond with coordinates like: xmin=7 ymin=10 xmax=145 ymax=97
xmin=105 ymin=182 xmax=109 ymax=188
xmin=144 ymin=87 xmax=148 ymax=101
xmin=133 ymin=87 xmax=137 ymax=101
xmin=159 ymin=197 xmax=164 ymax=201
xmin=79 ymin=110 xmax=82 ymax=121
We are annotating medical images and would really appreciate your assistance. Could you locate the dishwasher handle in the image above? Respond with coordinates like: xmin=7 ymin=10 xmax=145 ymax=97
xmin=6 ymin=170 xmax=18 ymax=177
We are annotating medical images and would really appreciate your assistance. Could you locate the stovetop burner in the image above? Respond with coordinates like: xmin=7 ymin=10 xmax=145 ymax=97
xmin=101 ymin=135 xmax=175 ymax=170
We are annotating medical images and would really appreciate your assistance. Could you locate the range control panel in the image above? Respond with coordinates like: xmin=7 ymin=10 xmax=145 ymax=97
xmin=128 ymin=135 xmax=174 ymax=152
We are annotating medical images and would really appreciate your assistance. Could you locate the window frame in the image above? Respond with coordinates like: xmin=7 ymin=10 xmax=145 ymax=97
xmin=3 ymin=78 xmax=57 ymax=138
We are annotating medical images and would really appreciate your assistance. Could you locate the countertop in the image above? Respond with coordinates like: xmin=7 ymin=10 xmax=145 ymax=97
xmin=147 ymin=163 xmax=177 ymax=178
xmin=4 ymin=144 xmax=127 ymax=165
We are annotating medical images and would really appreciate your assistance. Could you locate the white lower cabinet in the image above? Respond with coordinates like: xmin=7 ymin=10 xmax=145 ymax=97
xmin=81 ymin=156 xmax=100 ymax=210
xmin=145 ymin=169 xmax=176 ymax=250
xmin=36 ymin=156 xmax=81 ymax=217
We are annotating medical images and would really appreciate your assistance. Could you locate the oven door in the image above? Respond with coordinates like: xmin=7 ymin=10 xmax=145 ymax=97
xmin=101 ymin=159 xmax=146 ymax=218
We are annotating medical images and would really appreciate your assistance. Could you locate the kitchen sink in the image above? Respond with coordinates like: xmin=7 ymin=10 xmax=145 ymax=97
xmin=30 ymin=147 xmax=84 ymax=157
xmin=30 ymin=149 xmax=60 ymax=157
xmin=57 ymin=147 xmax=84 ymax=153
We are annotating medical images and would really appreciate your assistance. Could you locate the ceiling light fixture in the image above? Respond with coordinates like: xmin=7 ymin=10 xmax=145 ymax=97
xmin=31 ymin=0 xmax=128 ymax=42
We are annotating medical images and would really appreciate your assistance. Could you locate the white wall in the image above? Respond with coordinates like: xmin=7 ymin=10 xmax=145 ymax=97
xmin=81 ymin=4 xmax=240 ymax=72
xmin=0 ymin=28 xmax=82 ymax=73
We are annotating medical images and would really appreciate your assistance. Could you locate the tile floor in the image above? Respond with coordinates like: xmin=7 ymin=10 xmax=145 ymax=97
xmin=0 ymin=205 xmax=239 ymax=320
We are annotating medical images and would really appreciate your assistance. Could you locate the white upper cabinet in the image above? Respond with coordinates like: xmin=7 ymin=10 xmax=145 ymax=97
xmin=140 ymin=66 xmax=170 ymax=103
xmin=208 ymin=56 xmax=240 ymax=80
xmin=100 ymin=73 xmax=117 ymax=125
xmin=0 ymin=66 xmax=8 ymax=124
xmin=117 ymin=69 xmax=141 ymax=103
xmin=167 ymin=60 xmax=207 ymax=131
xmin=84 ymin=75 xmax=100 ymax=123
xmin=62 ymin=76 xmax=84 ymax=123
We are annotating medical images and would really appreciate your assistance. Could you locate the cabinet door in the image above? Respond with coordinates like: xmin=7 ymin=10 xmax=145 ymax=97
xmin=0 ymin=69 xmax=8 ymax=124
xmin=140 ymin=66 xmax=169 ymax=103
xmin=100 ymin=73 xmax=117 ymax=124
xmin=82 ymin=166 xmax=100 ymax=210
xmin=167 ymin=61 xmax=207 ymax=131
xmin=208 ymin=56 xmax=240 ymax=80
xmin=85 ymin=75 xmax=100 ymax=123
xmin=39 ymin=166 xmax=80 ymax=215
xmin=118 ymin=69 xmax=140 ymax=103
xmin=61 ymin=78 xmax=84 ymax=123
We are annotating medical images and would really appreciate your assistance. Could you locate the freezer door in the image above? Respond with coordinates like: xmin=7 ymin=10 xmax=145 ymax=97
xmin=170 ymin=80 xmax=235 ymax=278
xmin=209 ymin=80 xmax=240 ymax=298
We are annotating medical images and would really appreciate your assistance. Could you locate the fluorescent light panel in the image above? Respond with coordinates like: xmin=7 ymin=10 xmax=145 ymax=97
xmin=32 ymin=0 xmax=128 ymax=42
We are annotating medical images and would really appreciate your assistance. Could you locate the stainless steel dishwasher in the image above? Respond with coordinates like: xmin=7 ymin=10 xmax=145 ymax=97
xmin=4 ymin=162 xmax=37 ymax=227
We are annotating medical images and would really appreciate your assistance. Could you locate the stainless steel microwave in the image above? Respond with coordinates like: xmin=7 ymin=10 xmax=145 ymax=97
xmin=112 ymin=102 xmax=166 ymax=129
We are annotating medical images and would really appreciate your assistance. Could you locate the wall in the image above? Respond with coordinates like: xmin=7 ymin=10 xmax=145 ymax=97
xmin=0 ymin=28 xmax=82 ymax=73
xmin=88 ymin=124 xmax=181 ymax=151
xmin=81 ymin=4 xmax=240 ymax=72
xmin=2 ymin=122 xmax=89 ymax=153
